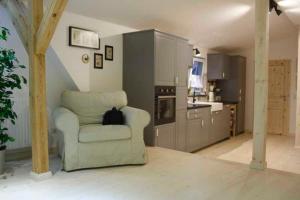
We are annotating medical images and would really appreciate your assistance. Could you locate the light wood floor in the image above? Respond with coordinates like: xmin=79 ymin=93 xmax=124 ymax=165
xmin=1 ymin=147 xmax=300 ymax=199
xmin=195 ymin=133 xmax=300 ymax=174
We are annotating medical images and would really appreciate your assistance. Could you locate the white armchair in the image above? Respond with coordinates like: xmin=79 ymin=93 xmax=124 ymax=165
xmin=53 ymin=90 xmax=150 ymax=171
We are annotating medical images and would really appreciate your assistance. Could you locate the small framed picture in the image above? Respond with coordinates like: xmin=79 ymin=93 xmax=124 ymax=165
xmin=105 ymin=45 xmax=113 ymax=61
xmin=94 ymin=53 xmax=103 ymax=69
xmin=69 ymin=26 xmax=100 ymax=50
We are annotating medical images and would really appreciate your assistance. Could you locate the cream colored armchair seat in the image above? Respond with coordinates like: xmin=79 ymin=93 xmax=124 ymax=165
xmin=53 ymin=90 xmax=150 ymax=171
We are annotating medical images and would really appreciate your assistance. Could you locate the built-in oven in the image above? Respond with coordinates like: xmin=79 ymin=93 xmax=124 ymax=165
xmin=155 ymin=86 xmax=176 ymax=125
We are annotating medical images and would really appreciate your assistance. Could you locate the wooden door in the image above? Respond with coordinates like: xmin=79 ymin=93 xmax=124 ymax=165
xmin=155 ymin=32 xmax=176 ymax=86
xmin=268 ymin=60 xmax=291 ymax=135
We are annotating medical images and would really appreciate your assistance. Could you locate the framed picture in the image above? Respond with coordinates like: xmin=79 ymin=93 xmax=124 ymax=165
xmin=105 ymin=45 xmax=113 ymax=61
xmin=69 ymin=26 xmax=100 ymax=50
xmin=94 ymin=53 xmax=103 ymax=69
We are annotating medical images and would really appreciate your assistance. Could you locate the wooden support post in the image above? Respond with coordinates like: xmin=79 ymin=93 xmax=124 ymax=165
xmin=296 ymin=28 xmax=300 ymax=148
xmin=35 ymin=0 xmax=68 ymax=54
xmin=28 ymin=0 xmax=50 ymax=175
xmin=3 ymin=0 xmax=68 ymax=178
xmin=250 ymin=0 xmax=269 ymax=170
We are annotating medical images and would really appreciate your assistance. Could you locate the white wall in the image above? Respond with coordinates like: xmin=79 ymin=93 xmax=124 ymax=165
xmin=0 ymin=6 xmax=77 ymax=149
xmin=1 ymin=8 xmax=139 ymax=149
xmin=51 ymin=11 xmax=136 ymax=92
xmin=234 ymin=34 xmax=298 ymax=135
xmin=295 ymin=28 xmax=300 ymax=147
xmin=90 ymin=35 xmax=124 ymax=92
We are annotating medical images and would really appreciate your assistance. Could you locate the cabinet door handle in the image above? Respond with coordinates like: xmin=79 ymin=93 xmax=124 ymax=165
xmin=201 ymin=120 xmax=204 ymax=128
xmin=239 ymin=89 xmax=242 ymax=94
xmin=156 ymin=128 xmax=159 ymax=137
xmin=211 ymin=118 xmax=214 ymax=125
xmin=222 ymin=72 xmax=225 ymax=78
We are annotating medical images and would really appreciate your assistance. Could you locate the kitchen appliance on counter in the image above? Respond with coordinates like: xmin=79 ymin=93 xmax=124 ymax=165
xmin=155 ymin=86 xmax=176 ymax=125
xmin=208 ymin=84 xmax=215 ymax=102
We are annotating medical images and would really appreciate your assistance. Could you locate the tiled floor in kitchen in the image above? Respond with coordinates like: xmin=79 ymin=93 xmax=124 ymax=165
xmin=195 ymin=133 xmax=300 ymax=174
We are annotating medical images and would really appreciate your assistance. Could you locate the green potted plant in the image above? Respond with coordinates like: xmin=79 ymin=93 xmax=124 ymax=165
xmin=0 ymin=27 xmax=27 ymax=174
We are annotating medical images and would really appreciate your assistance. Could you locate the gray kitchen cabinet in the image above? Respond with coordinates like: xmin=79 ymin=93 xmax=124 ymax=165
xmin=217 ymin=56 xmax=246 ymax=134
xmin=123 ymin=30 xmax=191 ymax=147
xmin=186 ymin=107 xmax=210 ymax=152
xmin=220 ymin=106 xmax=231 ymax=140
xmin=187 ymin=118 xmax=202 ymax=152
xmin=175 ymin=39 xmax=191 ymax=87
xmin=175 ymin=109 xmax=187 ymax=151
xmin=209 ymin=107 xmax=231 ymax=144
xmin=209 ymin=111 xmax=221 ymax=144
xmin=207 ymin=54 xmax=230 ymax=80
xmin=176 ymin=87 xmax=188 ymax=110
xmin=155 ymin=123 xmax=176 ymax=149
xmin=155 ymin=32 xmax=176 ymax=86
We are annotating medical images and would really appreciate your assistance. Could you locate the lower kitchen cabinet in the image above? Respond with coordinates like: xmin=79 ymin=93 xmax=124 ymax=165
xmin=186 ymin=107 xmax=210 ymax=152
xmin=210 ymin=106 xmax=231 ymax=144
xmin=187 ymin=118 xmax=202 ymax=152
xmin=175 ymin=109 xmax=187 ymax=151
xmin=155 ymin=123 xmax=176 ymax=149
xmin=157 ymin=106 xmax=231 ymax=152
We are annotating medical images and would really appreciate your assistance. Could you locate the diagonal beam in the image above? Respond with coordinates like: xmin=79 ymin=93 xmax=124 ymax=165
xmin=35 ymin=0 xmax=68 ymax=54
xmin=2 ymin=0 xmax=29 ymax=52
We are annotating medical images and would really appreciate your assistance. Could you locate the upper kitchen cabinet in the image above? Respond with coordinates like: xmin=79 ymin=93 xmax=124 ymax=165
xmin=175 ymin=39 xmax=192 ymax=87
xmin=154 ymin=31 xmax=190 ymax=86
xmin=155 ymin=32 xmax=176 ymax=86
xmin=207 ymin=54 xmax=231 ymax=80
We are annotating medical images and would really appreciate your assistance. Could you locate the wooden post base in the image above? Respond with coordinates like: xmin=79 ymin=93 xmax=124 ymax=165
xmin=30 ymin=171 xmax=52 ymax=181
xmin=250 ymin=160 xmax=267 ymax=170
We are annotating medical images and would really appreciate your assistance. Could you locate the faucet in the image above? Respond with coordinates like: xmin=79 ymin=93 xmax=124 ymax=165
xmin=193 ymin=90 xmax=196 ymax=103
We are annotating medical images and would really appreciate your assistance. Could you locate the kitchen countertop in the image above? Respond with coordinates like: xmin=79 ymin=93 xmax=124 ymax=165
xmin=217 ymin=101 xmax=239 ymax=105
xmin=187 ymin=104 xmax=211 ymax=110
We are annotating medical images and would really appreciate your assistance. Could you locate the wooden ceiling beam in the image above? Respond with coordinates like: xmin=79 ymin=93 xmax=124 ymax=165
xmin=35 ymin=0 xmax=68 ymax=54
xmin=2 ymin=0 xmax=29 ymax=52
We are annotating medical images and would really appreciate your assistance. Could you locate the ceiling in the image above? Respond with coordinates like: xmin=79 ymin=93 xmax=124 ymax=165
xmin=66 ymin=0 xmax=299 ymax=52
xmin=276 ymin=0 xmax=300 ymax=25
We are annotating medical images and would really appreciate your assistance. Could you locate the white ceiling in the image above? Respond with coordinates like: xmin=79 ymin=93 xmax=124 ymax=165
xmin=66 ymin=0 xmax=298 ymax=51
xmin=277 ymin=0 xmax=300 ymax=25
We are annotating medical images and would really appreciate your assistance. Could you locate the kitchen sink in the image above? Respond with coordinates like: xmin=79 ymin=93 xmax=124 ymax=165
xmin=189 ymin=101 xmax=223 ymax=112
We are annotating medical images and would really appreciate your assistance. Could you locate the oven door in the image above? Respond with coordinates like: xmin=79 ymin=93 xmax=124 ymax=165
xmin=155 ymin=96 xmax=176 ymax=125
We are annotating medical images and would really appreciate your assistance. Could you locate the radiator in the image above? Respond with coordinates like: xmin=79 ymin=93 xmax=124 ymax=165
xmin=5 ymin=90 xmax=31 ymax=150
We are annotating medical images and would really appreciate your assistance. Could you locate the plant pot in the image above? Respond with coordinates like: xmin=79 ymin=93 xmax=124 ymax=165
xmin=0 ymin=149 xmax=5 ymax=175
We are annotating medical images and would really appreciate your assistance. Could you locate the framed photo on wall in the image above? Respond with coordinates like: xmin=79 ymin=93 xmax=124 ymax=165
xmin=94 ymin=53 xmax=103 ymax=69
xmin=69 ymin=26 xmax=100 ymax=50
xmin=105 ymin=45 xmax=113 ymax=61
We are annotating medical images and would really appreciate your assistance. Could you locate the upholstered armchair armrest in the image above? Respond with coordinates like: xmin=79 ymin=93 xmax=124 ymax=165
xmin=122 ymin=106 xmax=150 ymax=129
xmin=53 ymin=107 xmax=80 ymax=144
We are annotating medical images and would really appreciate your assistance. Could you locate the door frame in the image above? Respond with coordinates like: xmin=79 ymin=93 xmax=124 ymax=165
xmin=268 ymin=59 xmax=291 ymax=135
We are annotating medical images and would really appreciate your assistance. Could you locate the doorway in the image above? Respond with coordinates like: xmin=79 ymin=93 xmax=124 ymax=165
xmin=267 ymin=60 xmax=291 ymax=135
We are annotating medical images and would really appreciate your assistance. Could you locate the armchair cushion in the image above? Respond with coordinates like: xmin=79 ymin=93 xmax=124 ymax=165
xmin=79 ymin=124 xmax=131 ymax=143
xmin=61 ymin=90 xmax=128 ymax=125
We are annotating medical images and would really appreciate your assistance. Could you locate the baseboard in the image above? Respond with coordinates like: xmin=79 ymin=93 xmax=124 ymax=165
xmin=6 ymin=147 xmax=57 ymax=162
